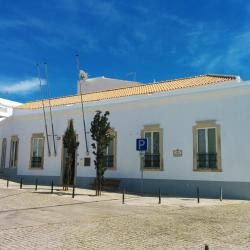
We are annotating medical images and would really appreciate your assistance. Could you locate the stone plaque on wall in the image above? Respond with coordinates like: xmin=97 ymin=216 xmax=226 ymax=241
xmin=173 ymin=149 xmax=183 ymax=157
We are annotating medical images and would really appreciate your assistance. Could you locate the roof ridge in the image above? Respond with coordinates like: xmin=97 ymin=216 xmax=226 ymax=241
xmin=147 ymin=74 xmax=205 ymax=85
xmin=79 ymin=73 xmax=236 ymax=96
xmin=205 ymin=73 xmax=237 ymax=79
xmin=147 ymin=74 xmax=236 ymax=85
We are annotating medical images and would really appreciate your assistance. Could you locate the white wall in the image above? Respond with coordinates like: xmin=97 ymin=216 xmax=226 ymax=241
xmin=1 ymin=82 xmax=250 ymax=182
xmin=78 ymin=77 xmax=140 ymax=94
xmin=0 ymin=98 xmax=22 ymax=120
xmin=0 ymin=138 xmax=2 ymax=167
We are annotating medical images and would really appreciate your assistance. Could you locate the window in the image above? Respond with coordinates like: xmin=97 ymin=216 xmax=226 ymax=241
xmin=84 ymin=157 xmax=91 ymax=166
xmin=103 ymin=129 xmax=117 ymax=169
xmin=141 ymin=125 xmax=163 ymax=170
xmin=30 ymin=134 xmax=44 ymax=169
xmin=0 ymin=138 xmax=7 ymax=168
xmin=9 ymin=136 xmax=19 ymax=168
xmin=193 ymin=121 xmax=221 ymax=171
xmin=197 ymin=128 xmax=217 ymax=168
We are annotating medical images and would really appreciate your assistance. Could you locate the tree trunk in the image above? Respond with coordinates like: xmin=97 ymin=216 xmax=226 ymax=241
xmin=67 ymin=156 xmax=72 ymax=191
xmin=96 ymin=154 xmax=102 ymax=196
xmin=97 ymin=173 xmax=101 ymax=196
xmin=96 ymin=165 xmax=98 ymax=196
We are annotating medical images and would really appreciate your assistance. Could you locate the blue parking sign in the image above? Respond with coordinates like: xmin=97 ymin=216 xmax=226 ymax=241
xmin=136 ymin=138 xmax=147 ymax=151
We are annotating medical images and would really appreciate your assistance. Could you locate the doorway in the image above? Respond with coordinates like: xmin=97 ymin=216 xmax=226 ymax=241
xmin=61 ymin=139 xmax=78 ymax=186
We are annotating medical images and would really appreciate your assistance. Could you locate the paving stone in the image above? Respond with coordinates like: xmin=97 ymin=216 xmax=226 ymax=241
xmin=0 ymin=180 xmax=249 ymax=249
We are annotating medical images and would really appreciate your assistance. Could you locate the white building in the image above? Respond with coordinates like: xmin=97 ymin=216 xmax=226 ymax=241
xmin=0 ymin=98 xmax=21 ymax=174
xmin=0 ymin=98 xmax=21 ymax=121
xmin=0 ymin=74 xmax=249 ymax=199
xmin=77 ymin=76 xmax=140 ymax=94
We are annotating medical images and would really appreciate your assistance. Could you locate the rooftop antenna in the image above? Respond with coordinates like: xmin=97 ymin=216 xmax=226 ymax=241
xmin=36 ymin=63 xmax=51 ymax=157
xmin=44 ymin=62 xmax=57 ymax=156
xmin=75 ymin=53 xmax=89 ymax=155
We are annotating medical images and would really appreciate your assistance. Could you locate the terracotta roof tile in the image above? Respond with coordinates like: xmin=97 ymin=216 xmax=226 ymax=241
xmin=16 ymin=74 xmax=237 ymax=110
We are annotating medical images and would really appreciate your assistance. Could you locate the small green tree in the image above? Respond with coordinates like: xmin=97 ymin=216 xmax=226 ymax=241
xmin=90 ymin=111 xmax=112 ymax=196
xmin=63 ymin=119 xmax=79 ymax=190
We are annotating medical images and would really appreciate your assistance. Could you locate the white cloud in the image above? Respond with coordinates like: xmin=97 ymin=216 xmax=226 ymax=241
xmin=85 ymin=0 xmax=121 ymax=20
xmin=0 ymin=78 xmax=45 ymax=95
xmin=191 ymin=54 xmax=211 ymax=68
xmin=188 ymin=28 xmax=250 ymax=73
xmin=162 ymin=13 xmax=190 ymax=27
xmin=56 ymin=0 xmax=121 ymax=21
xmin=0 ymin=16 xmax=45 ymax=31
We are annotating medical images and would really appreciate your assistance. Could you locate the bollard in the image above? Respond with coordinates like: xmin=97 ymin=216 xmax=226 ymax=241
xmin=122 ymin=188 xmax=125 ymax=204
xmin=51 ymin=180 xmax=54 ymax=194
xmin=72 ymin=184 xmax=75 ymax=198
xmin=7 ymin=179 xmax=9 ymax=188
xmin=158 ymin=188 xmax=161 ymax=204
xmin=205 ymin=244 xmax=209 ymax=250
xmin=35 ymin=178 xmax=38 ymax=191
xmin=197 ymin=186 xmax=200 ymax=203
xmin=220 ymin=186 xmax=223 ymax=202
xmin=20 ymin=177 xmax=23 ymax=189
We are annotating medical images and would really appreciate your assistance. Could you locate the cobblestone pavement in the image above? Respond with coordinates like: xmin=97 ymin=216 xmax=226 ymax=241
xmin=0 ymin=180 xmax=250 ymax=249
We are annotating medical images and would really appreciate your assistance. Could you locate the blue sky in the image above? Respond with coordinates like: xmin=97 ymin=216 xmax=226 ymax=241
xmin=0 ymin=0 xmax=250 ymax=103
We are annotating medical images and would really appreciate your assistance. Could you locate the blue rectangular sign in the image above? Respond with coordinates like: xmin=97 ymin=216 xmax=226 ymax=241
xmin=136 ymin=138 xmax=147 ymax=151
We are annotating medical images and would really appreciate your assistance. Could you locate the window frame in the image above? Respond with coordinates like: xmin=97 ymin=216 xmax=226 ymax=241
xmin=104 ymin=129 xmax=117 ymax=170
xmin=141 ymin=124 xmax=164 ymax=171
xmin=9 ymin=136 xmax=19 ymax=168
xmin=193 ymin=121 xmax=222 ymax=172
xmin=0 ymin=138 xmax=7 ymax=168
xmin=84 ymin=157 xmax=91 ymax=167
xmin=29 ymin=133 xmax=45 ymax=169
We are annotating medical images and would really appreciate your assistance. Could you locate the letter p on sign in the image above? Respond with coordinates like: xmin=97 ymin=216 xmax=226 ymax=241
xmin=136 ymin=138 xmax=147 ymax=151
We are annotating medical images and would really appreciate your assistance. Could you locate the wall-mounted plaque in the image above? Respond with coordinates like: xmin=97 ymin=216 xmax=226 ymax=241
xmin=173 ymin=149 xmax=183 ymax=157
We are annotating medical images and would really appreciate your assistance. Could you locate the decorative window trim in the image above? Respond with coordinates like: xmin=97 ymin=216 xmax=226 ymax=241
xmin=9 ymin=135 xmax=19 ymax=168
xmin=141 ymin=124 xmax=164 ymax=171
xmin=29 ymin=133 xmax=45 ymax=169
xmin=106 ymin=128 xmax=117 ymax=170
xmin=193 ymin=121 xmax=222 ymax=172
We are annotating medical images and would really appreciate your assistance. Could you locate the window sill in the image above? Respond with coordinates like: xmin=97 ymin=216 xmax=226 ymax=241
xmin=142 ymin=168 xmax=163 ymax=171
xmin=193 ymin=168 xmax=222 ymax=172
xmin=29 ymin=167 xmax=44 ymax=170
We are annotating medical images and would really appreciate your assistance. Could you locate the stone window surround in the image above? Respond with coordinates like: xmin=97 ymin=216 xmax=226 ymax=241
xmin=9 ymin=135 xmax=19 ymax=168
xmin=193 ymin=120 xmax=222 ymax=172
xmin=141 ymin=124 xmax=164 ymax=171
xmin=0 ymin=138 xmax=7 ymax=168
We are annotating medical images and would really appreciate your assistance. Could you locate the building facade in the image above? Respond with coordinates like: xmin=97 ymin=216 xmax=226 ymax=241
xmin=0 ymin=74 xmax=250 ymax=199
xmin=0 ymin=98 xmax=21 ymax=121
